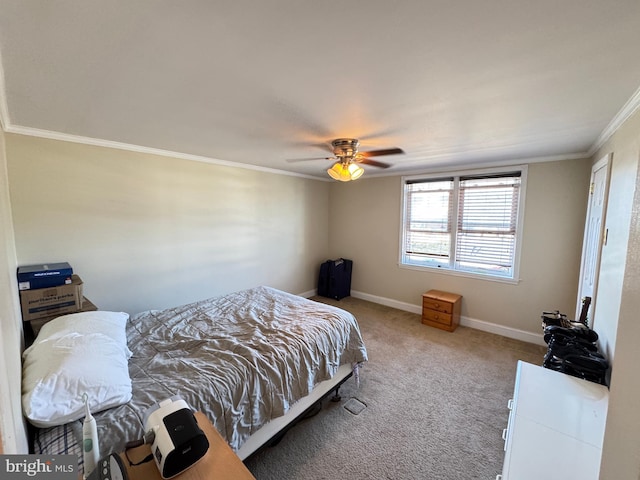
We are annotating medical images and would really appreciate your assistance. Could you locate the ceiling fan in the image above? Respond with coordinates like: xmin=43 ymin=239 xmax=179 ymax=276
xmin=290 ymin=138 xmax=405 ymax=181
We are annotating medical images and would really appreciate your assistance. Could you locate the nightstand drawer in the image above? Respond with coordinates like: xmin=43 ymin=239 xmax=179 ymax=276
xmin=422 ymin=297 xmax=453 ymax=314
xmin=422 ymin=308 xmax=452 ymax=326
xmin=421 ymin=290 xmax=462 ymax=332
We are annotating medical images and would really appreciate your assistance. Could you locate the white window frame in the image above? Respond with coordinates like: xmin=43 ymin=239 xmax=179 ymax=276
xmin=399 ymin=165 xmax=527 ymax=283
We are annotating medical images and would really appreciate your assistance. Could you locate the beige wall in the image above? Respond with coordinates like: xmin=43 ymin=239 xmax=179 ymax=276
xmin=594 ymin=109 xmax=640 ymax=480
xmin=328 ymin=158 xmax=591 ymax=336
xmin=590 ymin=111 xmax=640 ymax=362
xmin=0 ymin=128 xmax=28 ymax=453
xmin=6 ymin=134 xmax=330 ymax=315
xmin=4 ymin=117 xmax=637 ymax=470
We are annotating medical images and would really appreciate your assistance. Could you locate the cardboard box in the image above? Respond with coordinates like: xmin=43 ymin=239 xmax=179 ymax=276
xmin=20 ymin=274 xmax=83 ymax=322
xmin=17 ymin=262 xmax=73 ymax=290
xmin=28 ymin=297 xmax=97 ymax=336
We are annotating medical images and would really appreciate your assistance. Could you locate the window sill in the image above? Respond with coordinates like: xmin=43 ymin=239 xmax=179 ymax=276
xmin=398 ymin=262 xmax=521 ymax=285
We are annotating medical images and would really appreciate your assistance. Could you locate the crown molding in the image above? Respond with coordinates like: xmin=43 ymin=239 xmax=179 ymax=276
xmin=1 ymin=59 xmax=637 ymax=180
xmin=3 ymin=124 xmax=326 ymax=181
xmin=2 ymin=121 xmax=592 ymax=183
xmin=589 ymin=84 xmax=640 ymax=157
xmin=364 ymin=151 xmax=590 ymax=179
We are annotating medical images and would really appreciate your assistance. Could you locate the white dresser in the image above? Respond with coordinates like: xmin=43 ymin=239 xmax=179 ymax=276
xmin=498 ymin=361 xmax=609 ymax=480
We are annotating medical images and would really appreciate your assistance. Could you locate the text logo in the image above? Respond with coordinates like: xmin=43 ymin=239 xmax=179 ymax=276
xmin=1 ymin=455 xmax=76 ymax=479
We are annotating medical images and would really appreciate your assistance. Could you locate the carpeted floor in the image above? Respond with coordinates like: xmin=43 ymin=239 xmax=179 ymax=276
xmin=243 ymin=296 xmax=545 ymax=480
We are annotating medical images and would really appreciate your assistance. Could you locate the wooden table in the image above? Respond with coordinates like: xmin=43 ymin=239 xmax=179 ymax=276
xmin=121 ymin=412 xmax=255 ymax=480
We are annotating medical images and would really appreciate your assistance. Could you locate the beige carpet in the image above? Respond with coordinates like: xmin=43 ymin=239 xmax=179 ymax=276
xmin=244 ymin=296 xmax=545 ymax=480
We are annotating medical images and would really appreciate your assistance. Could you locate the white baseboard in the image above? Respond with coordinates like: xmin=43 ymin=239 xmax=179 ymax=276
xmin=351 ymin=290 xmax=422 ymax=314
xmin=350 ymin=290 xmax=546 ymax=347
xmin=459 ymin=316 xmax=546 ymax=346
xmin=297 ymin=289 xmax=317 ymax=299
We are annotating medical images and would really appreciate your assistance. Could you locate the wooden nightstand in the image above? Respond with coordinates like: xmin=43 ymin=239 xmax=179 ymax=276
xmin=122 ymin=411 xmax=255 ymax=480
xmin=422 ymin=290 xmax=462 ymax=332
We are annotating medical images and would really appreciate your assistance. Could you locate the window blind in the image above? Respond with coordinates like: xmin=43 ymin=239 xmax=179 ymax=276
xmin=455 ymin=173 xmax=521 ymax=275
xmin=404 ymin=178 xmax=453 ymax=263
xmin=401 ymin=168 xmax=525 ymax=280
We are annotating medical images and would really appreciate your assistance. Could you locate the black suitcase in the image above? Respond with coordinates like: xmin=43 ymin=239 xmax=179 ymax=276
xmin=317 ymin=261 xmax=331 ymax=297
xmin=317 ymin=258 xmax=352 ymax=300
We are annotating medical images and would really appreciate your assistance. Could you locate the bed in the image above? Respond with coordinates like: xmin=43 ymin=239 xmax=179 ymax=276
xmin=23 ymin=286 xmax=368 ymax=468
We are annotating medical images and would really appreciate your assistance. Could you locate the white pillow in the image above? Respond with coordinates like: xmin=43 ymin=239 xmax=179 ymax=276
xmin=22 ymin=311 xmax=133 ymax=427
xmin=34 ymin=310 xmax=130 ymax=347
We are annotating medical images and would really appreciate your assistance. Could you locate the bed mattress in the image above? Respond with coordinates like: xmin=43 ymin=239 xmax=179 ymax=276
xmin=32 ymin=286 xmax=367 ymax=461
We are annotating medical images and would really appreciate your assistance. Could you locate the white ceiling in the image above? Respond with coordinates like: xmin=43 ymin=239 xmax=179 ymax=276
xmin=1 ymin=1 xmax=640 ymax=180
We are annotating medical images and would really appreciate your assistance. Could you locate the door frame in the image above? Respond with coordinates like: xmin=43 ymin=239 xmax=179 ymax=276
xmin=575 ymin=153 xmax=612 ymax=325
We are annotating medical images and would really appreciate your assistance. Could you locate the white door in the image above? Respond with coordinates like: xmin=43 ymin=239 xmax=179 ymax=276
xmin=576 ymin=154 xmax=611 ymax=326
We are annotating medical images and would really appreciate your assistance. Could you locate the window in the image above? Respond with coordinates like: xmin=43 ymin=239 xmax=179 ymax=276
xmin=400 ymin=166 xmax=526 ymax=281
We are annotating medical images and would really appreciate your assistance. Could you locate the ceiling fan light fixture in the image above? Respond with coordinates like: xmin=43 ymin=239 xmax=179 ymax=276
xmin=291 ymin=137 xmax=403 ymax=178
xmin=348 ymin=162 xmax=364 ymax=180
xmin=327 ymin=162 xmax=364 ymax=182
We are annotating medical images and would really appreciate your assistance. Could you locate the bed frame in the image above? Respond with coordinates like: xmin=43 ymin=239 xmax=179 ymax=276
xmin=28 ymin=364 xmax=355 ymax=464
xmin=25 ymin=287 xmax=367 ymax=466
xmin=238 ymin=363 xmax=353 ymax=461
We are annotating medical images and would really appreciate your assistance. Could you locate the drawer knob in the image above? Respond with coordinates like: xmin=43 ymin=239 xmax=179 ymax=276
xmin=434 ymin=303 xmax=440 ymax=308
xmin=434 ymin=314 xmax=439 ymax=319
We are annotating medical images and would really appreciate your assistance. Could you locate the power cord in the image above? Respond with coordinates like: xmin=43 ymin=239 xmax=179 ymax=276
xmin=124 ymin=430 xmax=156 ymax=466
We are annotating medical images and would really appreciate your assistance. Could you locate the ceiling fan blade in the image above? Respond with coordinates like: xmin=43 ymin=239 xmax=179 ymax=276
xmin=286 ymin=156 xmax=333 ymax=163
xmin=360 ymin=147 xmax=404 ymax=157
xmin=310 ymin=142 xmax=334 ymax=153
xmin=288 ymin=141 xmax=333 ymax=152
xmin=358 ymin=158 xmax=392 ymax=168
